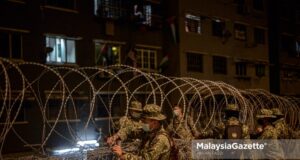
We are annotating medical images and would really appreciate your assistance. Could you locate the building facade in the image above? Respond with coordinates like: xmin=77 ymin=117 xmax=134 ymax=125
xmin=164 ymin=0 xmax=270 ymax=90
xmin=0 ymin=0 xmax=164 ymax=154
xmin=269 ymin=0 xmax=300 ymax=96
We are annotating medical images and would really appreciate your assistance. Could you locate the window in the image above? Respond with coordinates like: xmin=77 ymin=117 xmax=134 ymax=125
xmin=136 ymin=48 xmax=157 ymax=71
xmin=213 ymin=56 xmax=227 ymax=74
xmin=253 ymin=0 xmax=264 ymax=11
xmin=143 ymin=5 xmax=152 ymax=26
xmin=0 ymin=100 xmax=28 ymax=123
xmin=279 ymin=0 xmax=291 ymax=20
xmin=296 ymin=41 xmax=300 ymax=57
xmin=46 ymin=98 xmax=86 ymax=121
xmin=95 ymin=42 xmax=121 ymax=66
xmin=282 ymin=69 xmax=300 ymax=80
xmin=296 ymin=10 xmax=300 ymax=24
xmin=46 ymin=36 xmax=76 ymax=64
xmin=234 ymin=0 xmax=248 ymax=15
xmin=45 ymin=0 xmax=76 ymax=10
xmin=133 ymin=3 xmax=153 ymax=26
xmin=185 ymin=14 xmax=201 ymax=34
xmin=254 ymin=28 xmax=265 ymax=44
xmin=186 ymin=52 xmax=203 ymax=72
xmin=95 ymin=94 xmax=121 ymax=118
xmin=256 ymin=64 xmax=265 ymax=77
xmin=235 ymin=62 xmax=247 ymax=76
xmin=280 ymin=35 xmax=299 ymax=57
xmin=95 ymin=0 xmax=127 ymax=19
xmin=212 ymin=19 xmax=225 ymax=37
xmin=234 ymin=23 xmax=247 ymax=41
xmin=0 ymin=32 xmax=22 ymax=60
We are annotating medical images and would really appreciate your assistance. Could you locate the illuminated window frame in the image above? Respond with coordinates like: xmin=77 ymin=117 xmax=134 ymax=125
xmin=185 ymin=14 xmax=201 ymax=34
xmin=45 ymin=35 xmax=77 ymax=65
xmin=94 ymin=40 xmax=123 ymax=66
xmin=136 ymin=47 xmax=157 ymax=72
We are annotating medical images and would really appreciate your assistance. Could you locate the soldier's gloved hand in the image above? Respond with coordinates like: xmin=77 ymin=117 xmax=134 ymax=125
xmin=112 ymin=145 xmax=123 ymax=157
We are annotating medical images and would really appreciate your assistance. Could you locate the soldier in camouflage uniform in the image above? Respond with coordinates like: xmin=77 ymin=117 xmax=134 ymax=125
xmin=271 ymin=108 xmax=289 ymax=139
xmin=112 ymin=104 xmax=171 ymax=160
xmin=107 ymin=101 xmax=143 ymax=145
xmin=167 ymin=105 xmax=200 ymax=140
xmin=255 ymin=108 xmax=284 ymax=159
xmin=213 ymin=104 xmax=250 ymax=139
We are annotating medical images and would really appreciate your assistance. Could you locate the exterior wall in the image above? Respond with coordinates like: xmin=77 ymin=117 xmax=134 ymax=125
xmin=175 ymin=0 xmax=269 ymax=90
xmin=0 ymin=0 xmax=164 ymax=153
xmin=269 ymin=0 xmax=300 ymax=96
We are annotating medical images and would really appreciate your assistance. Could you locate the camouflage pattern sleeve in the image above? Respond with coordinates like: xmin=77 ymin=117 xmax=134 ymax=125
xmin=116 ymin=117 xmax=131 ymax=140
xmin=116 ymin=118 xmax=142 ymax=141
xmin=242 ymin=124 xmax=250 ymax=139
xmin=259 ymin=125 xmax=284 ymax=159
xmin=274 ymin=119 xmax=289 ymax=138
xmin=166 ymin=119 xmax=174 ymax=134
xmin=122 ymin=134 xmax=171 ymax=160
xmin=259 ymin=125 xmax=277 ymax=139
xmin=187 ymin=116 xmax=200 ymax=138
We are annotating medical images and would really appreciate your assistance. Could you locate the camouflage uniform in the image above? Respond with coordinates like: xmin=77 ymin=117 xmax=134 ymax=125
xmin=256 ymin=109 xmax=285 ymax=159
xmin=167 ymin=115 xmax=199 ymax=140
xmin=272 ymin=108 xmax=289 ymax=139
xmin=121 ymin=104 xmax=171 ymax=160
xmin=214 ymin=104 xmax=250 ymax=139
xmin=114 ymin=101 xmax=143 ymax=141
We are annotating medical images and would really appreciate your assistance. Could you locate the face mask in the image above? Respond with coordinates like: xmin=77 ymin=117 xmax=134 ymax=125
xmin=130 ymin=112 xmax=141 ymax=119
xmin=142 ymin=123 xmax=151 ymax=132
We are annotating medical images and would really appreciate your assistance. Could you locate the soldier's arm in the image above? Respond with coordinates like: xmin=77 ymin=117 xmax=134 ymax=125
xmin=121 ymin=134 xmax=171 ymax=160
xmin=116 ymin=122 xmax=143 ymax=141
xmin=166 ymin=120 xmax=174 ymax=134
xmin=187 ymin=116 xmax=200 ymax=138
xmin=242 ymin=125 xmax=250 ymax=139
xmin=260 ymin=127 xmax=277 ymax=139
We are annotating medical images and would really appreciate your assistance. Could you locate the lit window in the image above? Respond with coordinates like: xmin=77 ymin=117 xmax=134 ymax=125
xmin=95 ymin=0 xmax=126 ymax=19
xmin=136 ymin=48 xmax=157 ymax=71
xmin=234 ymin=23 xmax=247 ymax=41
xmin=185 ymin=14 xmax=201 ymax=34
xmin=235 ymin=62 xmax=247 ymax=76
xmin=186 ymin=52 xmax=203 ymax=72
xmin=254 ymin=28 xmax=265 ymax=44
xmin=46 ymin=36 xmax=76 ymax=64
xmin=143 ymin=5 xmax=152 ymax=26
xmin=256 ymin=64 xmax=265 ymax=77
xmin=212 ymin=19 xmax=225 ymax=37
xmin=45 ymin=0 xmax=77 ymax=10
xmin=133 ymin=3 xmax=153 ymax=26
xmin=213 ymin=56 xmax=227 ymax=74
xmin=95 ymin=42 xmax=121 ymax=66
xmin=0 ymin=32 xmax=23 ymax=60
